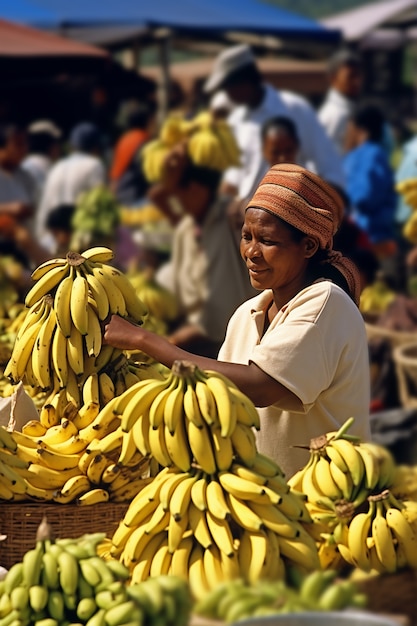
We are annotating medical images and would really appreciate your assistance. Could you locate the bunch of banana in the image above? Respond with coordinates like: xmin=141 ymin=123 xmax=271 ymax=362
xmin=141 ymin=139 xmax=171 ymax=183
xmin=337 ymin=489 xmax=417 ymax=574
xmin=128 ymin=269 xmax=179 ymax=323
xmin=110 ymin=359 xmax=262 ymax=474
xmin=390 ymin=464 xmax=417 ymax=501
xmin=359 ymin=278 xmax=396 ymax=315
xmin=187 ymin=116 xmax=240 ymax=172
xmin=0 ymin=517 xmax=192 ymax=626
xmin=4 ymin=246 xmax=147 ymax=404
xmin=194 ymin=571 xmax=366 ymax=623
xmin=396 ymin=177 xmax=417 ymax=211
xmin=289 ymin=418 xmax=396 ymax=510
xmin=111 ymin=460 xmax=318 ymax=598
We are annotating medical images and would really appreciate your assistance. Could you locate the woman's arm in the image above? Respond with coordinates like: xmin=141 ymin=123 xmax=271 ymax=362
xmin=104 ymin=315 xmax=302 ymax=410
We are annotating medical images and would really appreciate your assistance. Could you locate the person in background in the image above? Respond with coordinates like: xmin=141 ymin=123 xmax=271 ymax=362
xmin=203 ymin=44 xmax=345 ymax=201
xmin=395 ymin=131 xmax=417 ymax=231
xmin=36 ymin=122 xmax=106 ymax=251
xmin=21 ymin=120 xmax=62 ymax=202
xmin=109 ymin=101 xmax=157 ymax=205
xmin=0 ymin=123 xmax=36 ymax=223
xmin=261 ymin=116 xmax=300 ymax=168
xmin=343 ymin=104 xmax=398 ymax=262
xmin=318 ymin=49 xmax=364 ymax=155
xmin=104 ymin=164 xmax=371 ymax=478
xmin=150 ymin=142 xmax=255 ymax=358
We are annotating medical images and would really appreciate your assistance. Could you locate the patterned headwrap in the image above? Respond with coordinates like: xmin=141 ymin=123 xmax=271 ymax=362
xmin=246 ymin=163 xmax=361 ymax=305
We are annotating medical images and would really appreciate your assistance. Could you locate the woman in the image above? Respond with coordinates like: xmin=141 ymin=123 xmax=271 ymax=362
xmin=104 ymin=164 xmax=371 ymax=477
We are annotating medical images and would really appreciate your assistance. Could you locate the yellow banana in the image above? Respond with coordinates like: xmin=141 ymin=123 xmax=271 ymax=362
xmin=25 ymin=263 xmax=70 ymax=307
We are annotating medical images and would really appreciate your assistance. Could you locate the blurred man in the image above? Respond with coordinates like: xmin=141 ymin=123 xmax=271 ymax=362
xmin=318 ymin=49 xmax=364 ymax=155
xmin=22 ymin=120 xmax=62 ymax=201
xmin=37 ymin=122 xmax=105 ymax=250
xmin=203 ymin=44 xmax=345 ymax=200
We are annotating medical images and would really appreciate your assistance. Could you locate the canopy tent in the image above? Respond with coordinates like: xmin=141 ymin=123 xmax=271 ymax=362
xmin=321 ymin=0 xmax=417 ymax=48
xmin=0 ymin=0 xmax=341 ymax=44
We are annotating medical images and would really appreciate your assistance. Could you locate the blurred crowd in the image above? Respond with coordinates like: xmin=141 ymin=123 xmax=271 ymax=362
xmin=1 ymin=44 xmax=417 ymax=398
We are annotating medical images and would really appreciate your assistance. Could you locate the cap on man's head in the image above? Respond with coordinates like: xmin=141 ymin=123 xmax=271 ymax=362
xmin=328 ymin=49 xmax=361 ymax=75
xmin=204 ymin=44 xmax=256 ymax=94
xmin=28 ymin=120 xmax=61 ymax=139
xmin=70 ymin=122 xmax=101 ymax=152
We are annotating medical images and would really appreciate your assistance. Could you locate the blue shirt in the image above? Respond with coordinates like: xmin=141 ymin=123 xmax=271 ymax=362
xmin=343 ymin=141 xmax=397 ymax=243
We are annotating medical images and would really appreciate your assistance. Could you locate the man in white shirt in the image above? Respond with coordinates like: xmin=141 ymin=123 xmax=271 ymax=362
xmin=37 ymin=122 xmax=106 ymax=250
xmin=318 ymin=49 xmax=364 ymax=155
xmin=203 ymin=45 xmax=345 ymax=201
xmin=22 ymin=120 xmax=62 ymax=203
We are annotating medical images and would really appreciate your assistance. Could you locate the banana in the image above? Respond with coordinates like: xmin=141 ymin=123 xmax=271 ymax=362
xmin=90 ymin=265 xmax=127 ymax=316
xmin=81 ymin=270 xmax=110 ymax=322
xmin=163 ymin=376 xmax=185 ymax=435
xmin=164 ymin=421 xmax=192 ymax=472
xmin=385 ymin=505 xmax=417 ymax=568
xmin=54 ymin=273 xmax=75 ymax=338
xmin=187 ymin=420 xmax=217 ymax=474
xmin=226 ymin=493 xmax=264 ymax=532
xmin=211 ymin=426 xmax=234 ymax=472
xmin=204 ymin=374 xmax=236 ymax=437
xmin=238 ymin=529 xmax=267 ymax=585
xmin=70 ymin=272 xmax=89 ymax=336
xmin=92 ymin=263 xmax=147 ymax=321
xmin=41 ymin=418 xmax=78 ymax=446
xmin=167 ymin=509 xmax=189 ymax=554
xmin=355 ymin=443 xmax=380 ymax=490
xmin=142 ymin=503 xmax=170 ymax=536
xmin=329 ymin=460 xmax=355 ymax=500
xmin=249 ymin=502 xmax=300 ymax=538
xmin=169 ymin=535 xmax=194 ymax=579
xmin=251 ymin=453 xmax=283 ymax=478
xmin=230 ymin=422 xmax=257 ymax=467
xmin=312 ymin=455 xmax=343 ymax=500
xmin=98 ymin=372 xmax=115 ymax=406
xmin=205 ymin=510 xmax=235 ymax=557
xmin=120 ymin=377 xmax=171 ymax=432
xmin=347 ymin=501 xmax=374 ymax=570
xmin=82 ymin=373 xmax=100 ymax=406
xmin=77 ymin=488 xmax=110 ymax=505
xmin=85 ymin=305 xmax=102 ymax=357
xmin=4 ymin=303 xmax=50 ymax=383
xmin=51 ymin=325 xmax=69 ymax=388
xmin=41 ymin=550 xmax=59 ymax=590
xmin=188 ymin=543 xmax=210 ymax=601
xmin=31 ymin=257 xmax=67 ymax=281
xmin=206 ymin=479 xmax=231 ymax=520
xmin=32 ymin=305 xmax=56 ymax=390
xmin=22 ymin=419 xmax=47 ymax=438
xmin=278 ymin=534 xmax=320 ymax=570
xmin=149 ymin=539 xmax=172 ymax=577
xmin=183 ymin=378 xmax=205 ymax=428
xmin=227 ymin=385 xmax=260 ymax=429
xmin=218 ymin=471 xmax=269 ymax=501
xmin=188 ymin=502 xmax=213 ymax=549
xmin=169 ymin=472 xmax=198 ymax=521
xmin=22 ymin=542 xmax=44 ymax=587
xmin=29 ymin=585 xmax=49 ymax=612
xmin=130 ymin=533 xmax=167 ymax=583
xmin=372 ymin=500 xmax=397 ymax=573
xmin=327 ymin=438 xmax=365 ymax=489
xmin=25 ymin=263 xmax=70 ymax=307
xmin=191 ymin=474 xmax=208 ymax=512
xmin=81 ymin=247 xmax=115 ymax=263
xmin=24 ymin=463 xmax=80 ymax=490
xmin=55 ymin=474 xmax=92 ymax=502
xmin=203 ymin=545 xmax=224 ymax=591
xmin=66 ymin=323 xmax=84 ymax=377
xmin=195 ymin=379 xmax=217 ymax=426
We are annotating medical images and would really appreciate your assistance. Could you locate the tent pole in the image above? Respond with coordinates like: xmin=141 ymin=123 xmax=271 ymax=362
xmin=157 ymin=35 xmax=171 ymax=126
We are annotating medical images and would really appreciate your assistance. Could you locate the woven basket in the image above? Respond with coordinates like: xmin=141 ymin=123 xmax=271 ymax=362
xmin=365 ymin=323 xmax=417 ymax=348
xmin=393 ymin=341 xmax=417 ymax=409
xmin=356 ymin=569 xmax=417 ymax=625
xmin=0 ymin=501 xmax=129 ymax=570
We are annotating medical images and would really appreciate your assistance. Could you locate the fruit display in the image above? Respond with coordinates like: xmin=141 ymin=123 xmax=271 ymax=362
xmin=288 ymin=418 xmax=417 ymax=576
xmin=359 ymin=277 xmax=396 ymax=317
xmin=70 ymin=187 xmax=121 ymax=252
xmin=106 ymin=359 xmax=319 ymax=597
xmin=141 ymin=111 xmax=240 ymax=183
xmin=0 ymin=517 xmax=192 ymax=626
xmin=194 ymin=570 xmax=366 ymax=623
xmin=4 ymin=246 xmax=147 ymax=404
xmin=128 ymin=269 xmax=179 ymax=325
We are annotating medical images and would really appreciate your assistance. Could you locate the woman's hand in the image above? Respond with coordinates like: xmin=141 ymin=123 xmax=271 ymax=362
xmin=103 ymin=315 xmax=144 ymax=351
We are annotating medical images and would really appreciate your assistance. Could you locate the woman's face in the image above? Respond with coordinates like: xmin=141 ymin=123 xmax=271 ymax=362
xmin=241 ymin=208 xmax=316 ymax=294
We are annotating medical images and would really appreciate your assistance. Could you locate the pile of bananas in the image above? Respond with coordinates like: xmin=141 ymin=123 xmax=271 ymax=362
xmin=104 ymin=362 xmax=319 ymax=597
xmin=397 ymin=178 xmax=417 ymax=244
xmin=141 ymin=111 xmax=240 ymax=183
xmin=195 ymin=570 xmax=366 ymax=623
xmin=111 ymin=463 xmax=319 ymax=597
xmin=337 ymin=489 xmax=417 ymax=574
xmin=70 ymin=187 xmax=120 ymax=253
xmin=4 ymin=246 xmax=147 ymax=406
xmin=287 ymin=417 xmax=417 ymax=575
xmin=0 ymin=518 xmax=192 ymax=626
xmin=0 ymin=372 xmax=152 ymax=504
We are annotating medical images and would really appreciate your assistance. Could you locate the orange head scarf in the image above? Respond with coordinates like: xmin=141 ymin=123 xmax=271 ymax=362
xmin=246 ymin=163 xmax=361 ymax=305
